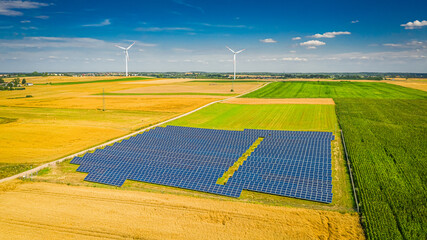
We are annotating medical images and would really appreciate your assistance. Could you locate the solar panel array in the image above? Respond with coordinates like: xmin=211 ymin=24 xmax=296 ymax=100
xmin=71 ymin=125 xmax=334 ymax=203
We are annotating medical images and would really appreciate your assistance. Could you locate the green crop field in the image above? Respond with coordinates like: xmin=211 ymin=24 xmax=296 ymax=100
xmin=239 ymin=80 xmax=427 ymax=239
xmin=168 ymin=103 xmax=337 ymax=131
xmin=243 ymin=81 xmax=427 ymax=99
xmin=336 ymin=98 xmax=427 ymax=240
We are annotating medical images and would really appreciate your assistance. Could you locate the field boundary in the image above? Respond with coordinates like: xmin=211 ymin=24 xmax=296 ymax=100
xmin=0 ymin=82 xmax=271 ymax=184
xmin=340 ymin=129 xmax=360 ymax=213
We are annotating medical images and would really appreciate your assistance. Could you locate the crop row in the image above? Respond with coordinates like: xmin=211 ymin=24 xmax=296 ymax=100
xmin=336 ymin=98 xmax=427 ymax=240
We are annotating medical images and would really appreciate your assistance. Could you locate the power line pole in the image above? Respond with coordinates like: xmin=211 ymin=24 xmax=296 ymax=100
xmin=102 ymin=88 xmax=105 ymax=111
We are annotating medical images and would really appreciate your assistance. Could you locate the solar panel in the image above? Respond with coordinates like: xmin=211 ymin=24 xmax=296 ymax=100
xmin=70 ymin=125 xmax=334 ymax=203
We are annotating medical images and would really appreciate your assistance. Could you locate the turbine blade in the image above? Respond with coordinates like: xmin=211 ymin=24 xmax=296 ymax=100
xmin=226 ymin=46 xmax=235 ymax=53
xmin=127 ymin=42 xmax=136 ymax=50
xmin=235 ymin=49 xmax=245 ymax=54
xmin=115 ymin=45 xmax=126 ymax=50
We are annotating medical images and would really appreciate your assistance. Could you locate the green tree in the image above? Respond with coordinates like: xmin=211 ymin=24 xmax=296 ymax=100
xmin=0 ymin=78 xmax=4 ymax=83
xmin=13 ymin=78 xmax=20 ymax=86
xmin=22 ymin=78 xmax=26 ymax=85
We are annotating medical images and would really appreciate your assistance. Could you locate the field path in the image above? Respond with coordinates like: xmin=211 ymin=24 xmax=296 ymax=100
xmin=0 ymin=181 xmax=365 ymax=240
xmin=0 ymin=82 xmax=270 ymax=184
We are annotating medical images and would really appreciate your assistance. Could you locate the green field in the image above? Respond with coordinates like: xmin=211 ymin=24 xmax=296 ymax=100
xmin=243 ymin=81 xmax=427 ymax=99
xmin=336 ymin=98 xmax=427 ymax=240
xmin=168 ymin=103 xmax=337 ymax=131
xmin=239 ymin=80 xmax=427 ymax=239
xmin=167 ymin=102 xmax=353 ymax=210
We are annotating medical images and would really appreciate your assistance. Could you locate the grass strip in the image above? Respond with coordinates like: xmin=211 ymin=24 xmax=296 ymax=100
xmin=0 ymin=163 xmax=36 ymax=179
xmin=217 ymin=137 xmax=264 ymax=185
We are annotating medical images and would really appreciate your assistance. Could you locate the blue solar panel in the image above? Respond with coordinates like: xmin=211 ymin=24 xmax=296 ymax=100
xmin=70 ymin=125 xmax=334 ymax=203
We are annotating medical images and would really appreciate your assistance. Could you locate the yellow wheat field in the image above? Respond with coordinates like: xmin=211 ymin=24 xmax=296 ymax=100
xmin=0 ymin=181 xmax=365 ymax=240
xmin=116 ymin=81 xmax=261 ymax=94
xmin=3 ymin=75 xmax=144 ymax=84
xmin=0 ymin=79 xmax=258 ymax=164
xmin=385 ymin=80 xmax=427 ymax=92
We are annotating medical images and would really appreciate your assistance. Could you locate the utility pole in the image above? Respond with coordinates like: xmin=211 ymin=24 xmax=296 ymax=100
xmin=103 ymin=88 xmax=105 ymax=111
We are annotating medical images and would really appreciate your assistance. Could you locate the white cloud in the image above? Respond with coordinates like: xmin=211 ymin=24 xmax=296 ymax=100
xmin=20 ymin=20 xmax=30 ymax=23
xmin=35 ymin=15 xmax=49 ymax=19
xmin=282 ymin=57 xmax=307 ymax=62
xmin=0 ymin=37 xmax=157 ymax=50
xmin=83 ymin=19 xmax=111 ymax=27
xmin=383 ymin=43 xmax=403 ymax=47
xmin=199 ymin=23 xmax=250 ymax=29
xmin=351 ymin=20 xmax=359 ymax=24
xmin=0 ymin=25 xmax=13 ymax=29
xmin=401 ymin=20 xmax=427 ymax=30
xmin=311 ymin=31 xmax=351 ymax=38
xmin=138 ymin=43 xmax=157 ymax=47
xmin=172 ymin=48 xmax=193 ymax=52
xmin=382 ymin=40 xmax=426 ymax=49
xmin=0 ymin=1 xmax=50 ymax=16
xmin=0 ymin=37 xmax=107 ymax=48
xmin=289 ymin=50 xmax=296 ymax=53
xmin=300 ymin=40 xmax=326 ymax=49
xmin=135 ymin=27 xmax=193 ymax=32
xmin=292 ymin=37 xmax=301 ymax=40
xmin=260 ymin=38 xmax=277 ymax=43
xmin=21 ymin=26 xmax=37 ymax=30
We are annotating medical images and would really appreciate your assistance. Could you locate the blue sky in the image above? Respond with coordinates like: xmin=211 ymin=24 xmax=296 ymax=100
xmin=0 ymin=0 xmax=426 ymax=72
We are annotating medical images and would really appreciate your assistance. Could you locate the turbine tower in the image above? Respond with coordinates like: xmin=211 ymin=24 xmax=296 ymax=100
xmin=226 ymin=46 xmax=245 ymax=92
xmin=115 ymin=42 xmax=135 ymax=76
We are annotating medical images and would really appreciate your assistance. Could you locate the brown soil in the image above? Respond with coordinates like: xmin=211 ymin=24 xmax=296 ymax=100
xmin=224 ymin=98 xmax=335 ymax=105
xmin=0 ymin=181 xmax=365 ymax=240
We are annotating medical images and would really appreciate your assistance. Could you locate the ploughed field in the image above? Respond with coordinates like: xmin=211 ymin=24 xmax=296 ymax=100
xmin=243 ymin=81 xmax=427 ymax=240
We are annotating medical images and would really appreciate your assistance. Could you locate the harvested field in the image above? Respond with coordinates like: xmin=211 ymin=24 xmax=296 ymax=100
xmin=224 ymin=98 xmax=335 ymax=105
xmin=3 ymin=76 xmax=139 ymax=84
xmin=0 ymin=181 xmax=365 ymax=240
xmin=120 ymin=78 xmax=194 ymax=85
xmin=0 ymin=106 xmax=174 ymax=164
xmin=385 ymin=81 xmax=427 ymax=92
xmin=115 ymin=81 xmax=262 ymax=94
xmin=1 ymin=79 xmax=259 ymax=177
xmin=3 ymin=96 xmax=220 ymax=111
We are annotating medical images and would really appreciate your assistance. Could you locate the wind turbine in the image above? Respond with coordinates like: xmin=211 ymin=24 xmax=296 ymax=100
xmin=115 ymin=42 xmax=135 ymax=76
xmin=226 ymin=46 xmax=245 ymax=92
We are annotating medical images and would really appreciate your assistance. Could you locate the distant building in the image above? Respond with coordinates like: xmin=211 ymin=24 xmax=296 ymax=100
xmin=26 ymin=83 xmax=33 ymax=86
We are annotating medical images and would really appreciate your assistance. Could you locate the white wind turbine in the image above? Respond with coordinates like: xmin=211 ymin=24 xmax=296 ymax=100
xmin=226 ymin=46 xmax=245 ymax=92
xmin=115 ymin=42 xmax=135 ymax=76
